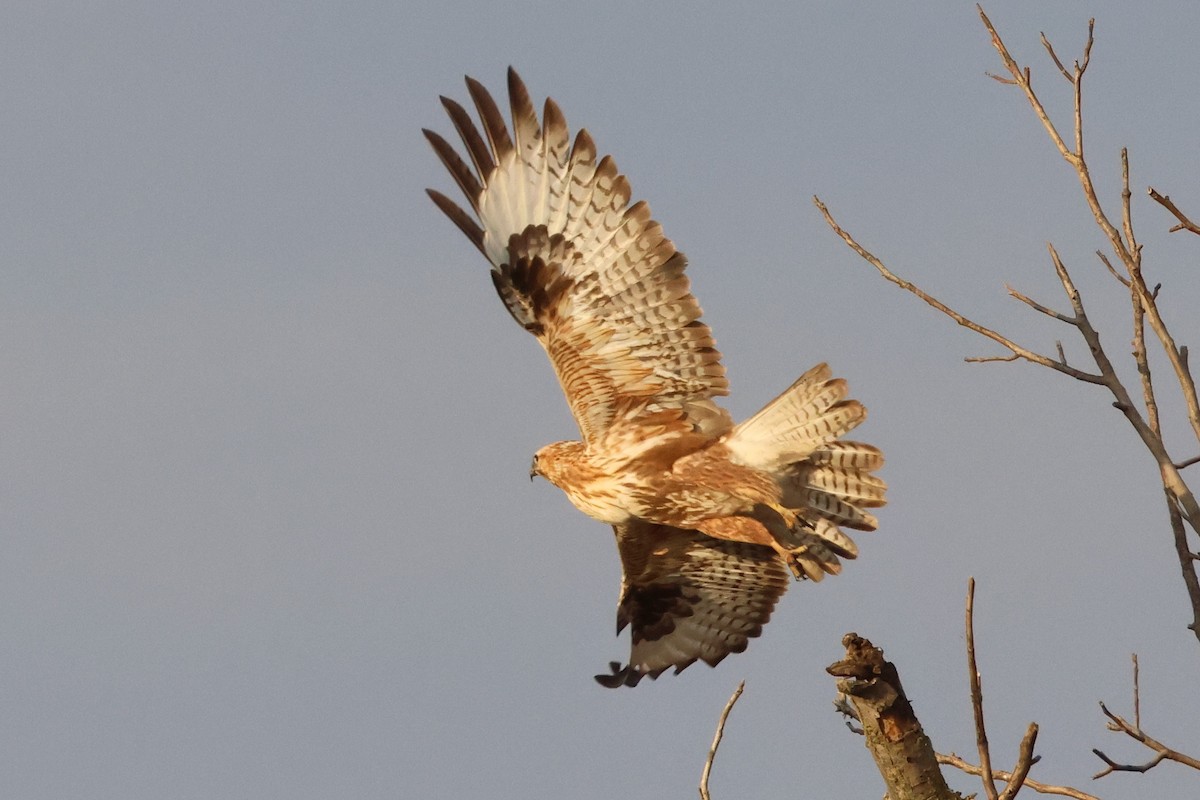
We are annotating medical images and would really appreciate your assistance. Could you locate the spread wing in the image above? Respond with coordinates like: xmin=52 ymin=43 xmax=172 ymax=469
xmin=595 ymin=520 xmax=790 ymax=688
xmin=424 ymin=68 xmax=730 ymax=444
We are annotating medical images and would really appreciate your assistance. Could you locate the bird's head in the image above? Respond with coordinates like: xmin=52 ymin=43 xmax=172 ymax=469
xmin=530 ymin=440 xmax=585 ymax=486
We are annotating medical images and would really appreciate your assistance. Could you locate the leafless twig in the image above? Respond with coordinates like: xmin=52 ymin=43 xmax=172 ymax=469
xmin=812 ymin=198 xmax=1104 ymax=385
xmin=967 ymin=578 xmax=999 ymax=800
xmin=1148 ymin=188 xmax=1200 ymax=236
xmin=965 ymin=579 xmax=1041 ymax=800
xmin=1132 ymin=654 xmax=1140 ymax=730
xmin=699 ymin=681 xmax=744 ymax=800
xmin=1092 ymin=703 xmax=1200 ymax=779
xmin=820 ymin=4 xmax=1200 ymax=647
xmin=937 ymin=754 xmax=1101 ymax=800
xmin=1089 ymin=655 xmax=1200 ymax=779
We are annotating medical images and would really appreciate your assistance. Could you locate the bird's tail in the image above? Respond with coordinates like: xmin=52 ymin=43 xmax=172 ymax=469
xmin=725 ymin=363 xmax=886 ymax=580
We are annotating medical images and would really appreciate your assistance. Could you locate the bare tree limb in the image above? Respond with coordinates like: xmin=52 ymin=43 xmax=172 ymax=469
xmin=812 ymin=197 xmax=1105 ymax=384
xmin=822 ymin=6 xmax=1200 ymax=647
xmin=965 ymin=579 xmax=1042 ymax=800
xmin=967 ymin=579 xmax=999 ymax=800
xmin=1132 ymin=654 xmax=1140 ymax=731
xmin=1090 ymin=655 xmax=1200 ymax=778
xmin=1006 ymin=284 xmax=1075 ymax=323
xmin=699 ymin=680 xmax=744 ymax=800
xmin=1148 ymin=188 xmax=1200 ymax=236
xmin=829 ymin=633 xmax=966 ymax=800
xmin=1000 ymin=724 xmax=1041 ymax=800
xmin=1119 ymin=149 xmax=1139 ymax=268
xmin=966 ymin=353 xmax=1020 ymax=364
xmin=1092 ymin=702 xmax=1200 ymax=779
xmin=978 ymin=6 xmax=1200 ymax=445
xmin=1096 ymin=251 xmax=1130 ymax=288
xmin=937 ymin=754 xmax=1101 ymax=800
xmin=1039 ymin=32 xmax=1074 ymax=84
xmin=1168 ymin=491 xmax=1200 ymax=635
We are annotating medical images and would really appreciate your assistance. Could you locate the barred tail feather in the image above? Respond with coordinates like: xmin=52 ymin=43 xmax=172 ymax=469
xmin=724 ymin=365 xmax=886 ymax=581
xmin=774 ymin=517 xmax=858 ymax=582
xmin=724 ymin=363 xmax=866 ymax=472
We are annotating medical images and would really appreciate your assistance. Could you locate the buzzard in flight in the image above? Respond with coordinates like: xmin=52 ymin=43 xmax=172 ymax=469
xmin=425 ymin=69 xmax=885 ymax=687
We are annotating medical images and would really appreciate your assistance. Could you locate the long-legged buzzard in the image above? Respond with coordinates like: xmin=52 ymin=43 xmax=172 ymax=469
xmin=424 ymin=69 xmax=886 ymax=687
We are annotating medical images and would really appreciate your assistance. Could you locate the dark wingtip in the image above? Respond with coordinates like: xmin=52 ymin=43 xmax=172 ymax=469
xmin=595 ymin=661 xmax=641 ymax=688
xmin=593 ymin=661 xmax=663 ymax=688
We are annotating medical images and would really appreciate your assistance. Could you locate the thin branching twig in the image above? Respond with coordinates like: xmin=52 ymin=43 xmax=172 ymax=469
xmin=1093 ymin=702 xmax=1200 ymax=778
xmin=964 ymin=580 xmax=1041 ymax=800
xmin=819 ymin=4 xmax=1200 ymax=647
xmin=967 ymin=579 xmax=999 ymax=800
xmin=1148 ymin=188 xmax=1200 ymax=236
xmin=699 ymin=681 xmax=744 ymax=800
xmin=937 ymin=754 xmax=1101 ymax=800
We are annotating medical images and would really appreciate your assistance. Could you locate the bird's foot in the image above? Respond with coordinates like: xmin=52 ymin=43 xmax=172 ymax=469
xmin=761 ymin=501 xmax=798 ymax=530
xmin=768 ymin=539 xmax=811 ymax=581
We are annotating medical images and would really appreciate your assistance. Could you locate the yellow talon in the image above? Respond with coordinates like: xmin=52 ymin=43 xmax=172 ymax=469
xmin=765 ymin=502 xmax=797 ymax=529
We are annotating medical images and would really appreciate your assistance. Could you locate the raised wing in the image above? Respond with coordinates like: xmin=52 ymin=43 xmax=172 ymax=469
xmin=424 ymin=68 xmax=729 ymax=444
xmin=595 ymin=520 xmax=790 ymax=688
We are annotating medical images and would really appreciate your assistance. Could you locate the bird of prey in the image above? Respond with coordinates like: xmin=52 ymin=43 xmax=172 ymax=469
xmin=424 ymin=69 xmax=886 ymax=687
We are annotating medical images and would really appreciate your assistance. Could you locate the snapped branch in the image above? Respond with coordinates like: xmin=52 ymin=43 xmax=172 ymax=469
xmin=1148 ymin=188 xmax=1200 ymax=236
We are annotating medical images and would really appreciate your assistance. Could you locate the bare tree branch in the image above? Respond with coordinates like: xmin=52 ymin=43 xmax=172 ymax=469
xmin=1120 ymin=149 xmax=1139 ymax=267
xmin=830 ymin=592 xmax=1099 ymax=800
xmin=965 ymin=579 xmax=1042 ymax=800
xmin=822 ymin=5 xmax=1200 ymax=648
xmin=699 ymin=681 xmax=744 ymax=800
xmin=1001 ymin=724 xmax=1041 ymax=800
xmin=1039 ymin=32 xmax=1074 ymax=84
xmin=966 ymin=353 xmax=1021 ymax=364
xmin=967 ymin=579 xmax=999 ymax=800
xmin=1089 ymin=654 xmax=1200 ymax=778
xmin=1006 ymin=284 xmax=1074 ymax=323
xmin=829 ymin=633 xmax=966 ymax=800
xmin=979 ymin=6 xmax=1200 ymax=444
xmin=1096 ymin=251 xmax=1131 ymax=288
xmin=1148 ymin=187 xmax=1200 ymax=236
xmin=1168 ymin=491 xmax=1200 ymax=635
xmin=812 ymin=197 xmax=1105 ymax=384
xmin=1132 ymin=654 xmax=1140 ymax=731
xmin=937 ymin=754 xmax=1101 ymax=800
xmin=1092 ymin=701 xmax=1200 ymax=779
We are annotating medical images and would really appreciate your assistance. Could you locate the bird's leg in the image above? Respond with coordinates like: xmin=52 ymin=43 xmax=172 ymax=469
xmin=754 ymin=501 xmax=798 ymax=531
xmin=752 ymin=503 xmax=821 ymax=581
xmin=766 ymin=537 xmax=810 ymax=581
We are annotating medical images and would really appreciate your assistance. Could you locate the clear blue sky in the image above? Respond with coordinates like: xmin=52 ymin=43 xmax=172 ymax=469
xmin=5 ymin=2 xmax=1198 ymax=798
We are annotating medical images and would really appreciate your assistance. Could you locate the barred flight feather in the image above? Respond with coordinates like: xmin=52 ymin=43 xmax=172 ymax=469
xmin=599 ymin=521 xmax=789 ymax=688
xmin=427 ymin=68 xmax=728 ymax=444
